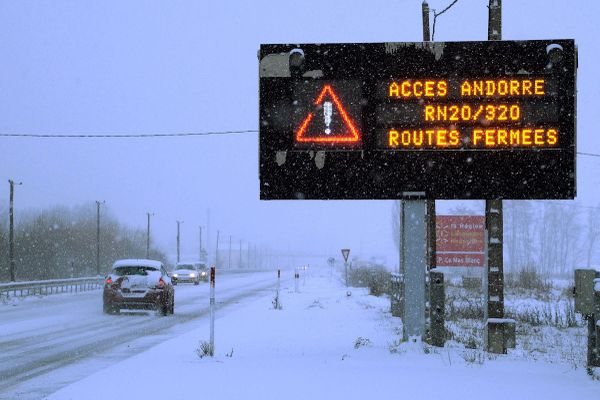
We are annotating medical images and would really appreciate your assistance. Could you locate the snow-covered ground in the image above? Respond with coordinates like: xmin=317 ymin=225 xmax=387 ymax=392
xmin=0 ymin=271 xmax=282 ymax=399
xmin=45 ymin=268 xmax=599 ymax=400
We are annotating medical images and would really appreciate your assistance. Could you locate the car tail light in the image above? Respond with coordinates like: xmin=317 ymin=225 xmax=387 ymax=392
xmin=156 ymin=277 xmax=165 ymax=288
xmin=105 ymin=277 xmax=113 ymax=285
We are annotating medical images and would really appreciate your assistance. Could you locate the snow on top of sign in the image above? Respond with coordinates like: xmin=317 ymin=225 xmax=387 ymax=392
xmin=487 ymin=318 xmax=516 ymax=324
xmin=384 ymin=42 xmax=445 ymax=61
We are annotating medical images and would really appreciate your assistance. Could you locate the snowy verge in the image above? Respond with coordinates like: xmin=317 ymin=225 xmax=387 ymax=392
xmin=48 ymin=272 xmax=599 ymax=400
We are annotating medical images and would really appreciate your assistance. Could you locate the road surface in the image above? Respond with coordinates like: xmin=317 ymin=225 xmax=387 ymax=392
xmin=0 ymin=271 xmax=281 ymax=399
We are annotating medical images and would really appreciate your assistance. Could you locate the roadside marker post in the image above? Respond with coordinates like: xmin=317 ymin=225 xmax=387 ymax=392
xmin=209 ymin=266 xmax=215 ymax=356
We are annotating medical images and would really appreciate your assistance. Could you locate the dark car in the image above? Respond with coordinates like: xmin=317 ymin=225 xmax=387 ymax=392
xmin=103 ymin=259 xmax=174 ymax=316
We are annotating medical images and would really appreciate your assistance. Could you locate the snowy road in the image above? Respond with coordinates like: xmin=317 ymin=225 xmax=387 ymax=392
xmin=0 ymin=271 xmax=282 ymax=399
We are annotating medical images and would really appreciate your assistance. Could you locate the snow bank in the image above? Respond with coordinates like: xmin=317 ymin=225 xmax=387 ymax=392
xmin=48 ymin=271 xmax=600 ymax=400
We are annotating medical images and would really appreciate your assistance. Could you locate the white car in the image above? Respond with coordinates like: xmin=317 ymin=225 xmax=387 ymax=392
xmin=171 ymin=262 xmax=207 ymax=285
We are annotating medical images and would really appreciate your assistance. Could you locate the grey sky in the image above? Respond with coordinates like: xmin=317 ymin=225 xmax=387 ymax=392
xmin=0 ymin=0 xmax=598 ymax=265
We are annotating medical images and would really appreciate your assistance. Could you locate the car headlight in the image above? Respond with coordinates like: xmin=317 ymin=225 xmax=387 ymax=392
xmin=201 ymin=271 xmax=206 ymax=276
xmin=190 ymin=273 xmax=196 ymax=278
xmin=173 ymin=273 xmax=179 ymax=277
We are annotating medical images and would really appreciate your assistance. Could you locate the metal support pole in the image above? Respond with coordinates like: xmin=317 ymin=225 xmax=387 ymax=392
xmin=483 ymin=0 xmax=507 ymax=355
xmin=209 ymin=266 xmax=215 ymax=356
xmin=228 ymin=235 xmax=232 ymax=269
xmin=344 ymin=261 xmax=348 ymax=287
xmin=488 ymin=0 xmax=502 ymax=41
xmin=422 ymin=1 xmax=431 ymax=42
xmin=485 ymin=200 xmax=506 ymax=353
xmin=427 ymin=201 xmax=436 ymax=270
xmin=400 ymin=196 xmax=427 ymax=342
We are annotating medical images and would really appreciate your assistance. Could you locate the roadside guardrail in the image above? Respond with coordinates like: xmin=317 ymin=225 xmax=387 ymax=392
xmin=0 ymin=277 xmax=104 ymax=299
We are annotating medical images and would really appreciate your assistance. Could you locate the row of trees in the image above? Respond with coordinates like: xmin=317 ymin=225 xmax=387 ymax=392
xmin=391 ymin=200 xmax=600 ymax=276
xmin=0 ymin=204 xmax=167 ymax=282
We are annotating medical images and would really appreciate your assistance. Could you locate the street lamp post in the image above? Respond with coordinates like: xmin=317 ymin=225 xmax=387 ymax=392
xmin=176 ymin=220 xmax=183 ymax=264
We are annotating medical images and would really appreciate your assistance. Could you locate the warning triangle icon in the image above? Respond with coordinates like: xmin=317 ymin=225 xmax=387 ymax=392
xmin=295 ymin=84 xmax=361 ymax=144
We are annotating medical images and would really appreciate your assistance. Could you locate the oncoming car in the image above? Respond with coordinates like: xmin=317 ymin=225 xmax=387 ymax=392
xmin=172 ymin=262 xmax=208 ymax=285
xmin=103 ymin=259 xmax=174 ymax=316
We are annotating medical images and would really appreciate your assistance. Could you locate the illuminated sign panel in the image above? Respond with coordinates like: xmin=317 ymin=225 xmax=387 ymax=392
xmin=259 ymin=40 xmax=576 ymax=200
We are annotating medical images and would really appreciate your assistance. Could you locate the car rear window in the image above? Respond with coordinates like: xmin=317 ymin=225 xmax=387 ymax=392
xmin=112 ymin=266 xmax=159 ymax=276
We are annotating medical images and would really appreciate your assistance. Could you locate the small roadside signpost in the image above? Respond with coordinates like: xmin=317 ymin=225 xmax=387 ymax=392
xmin=341 ymin=249 xmax=350 ymax=287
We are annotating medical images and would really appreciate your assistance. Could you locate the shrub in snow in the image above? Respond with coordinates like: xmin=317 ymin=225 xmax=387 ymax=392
xmin=347 ymin=266 xmax=391 ymax=297
xmin=272 ymin=294 xmax=282 ymax=310
xmin=461 ymin=349 xmax=485 ymax=365
xmin=196 ymin=340 xmax=214 ymax=359
xmin=505 ymin=267 xmax=552 ymax=292
xmin=354 ymin=337 xmax=372 ymax=349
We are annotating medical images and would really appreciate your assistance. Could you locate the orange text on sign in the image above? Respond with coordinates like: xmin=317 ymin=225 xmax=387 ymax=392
xmin=424 ymin=104 xmax=521 ymax=122
xmin=388 ymin=79 xmax=545 ymax=98
xmin=387 ymin=128 xmax=559 ymax=149
xmin=389 ymin=80 xmax=448 ymax=98
xmin=471 ymin=128 xmax=558 ymax=146
xmin=388 ymin=129 xmax=461 ymax=148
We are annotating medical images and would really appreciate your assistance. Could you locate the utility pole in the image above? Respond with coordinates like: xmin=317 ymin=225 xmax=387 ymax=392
xmin=95 ymin=200 xmax=105 ymax=276
xmin=8 ymin=179 xmax=22 ymax=282
xmin=228 ymin=235 xmax=232 ymax=269
xmin=215 ymin=230 xmax=220 ymax=269
xmin=199 ymin=226 xmax=203 ymax=261
xmin=176 ymin=220 xmax=183 ymax=263
xmin=146 ymin=212 xmax=154 ymax=259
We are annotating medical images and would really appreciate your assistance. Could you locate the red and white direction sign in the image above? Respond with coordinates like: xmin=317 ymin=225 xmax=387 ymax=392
xmin=435 ymin=215 xmax=485 ymax=267
xmin=341 ymin=248 xmax=350 ymax=262
xmin=436 ymin=216 xmax=485 ymax=252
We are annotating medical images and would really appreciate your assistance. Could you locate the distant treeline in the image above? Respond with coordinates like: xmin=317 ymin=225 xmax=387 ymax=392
xmin=0 ymin=204 xmax=167 ymax=282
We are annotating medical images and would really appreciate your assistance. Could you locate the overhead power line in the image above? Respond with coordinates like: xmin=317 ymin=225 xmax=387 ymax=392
xmin=0 ymin=129 xmax=258 ymax=139
xmin=1 ymin=129 xmax=599 ymax=159
xmin=577 ymin=152 xmax=600 ymax=158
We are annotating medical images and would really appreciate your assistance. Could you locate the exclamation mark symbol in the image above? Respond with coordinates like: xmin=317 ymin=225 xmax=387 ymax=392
xmin=323 ymin=101 xmax=333 ymax=134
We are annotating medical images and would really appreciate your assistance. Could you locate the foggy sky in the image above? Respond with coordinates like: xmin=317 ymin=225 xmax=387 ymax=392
xmin=0 ymin=0 xmax=598 ymax=266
